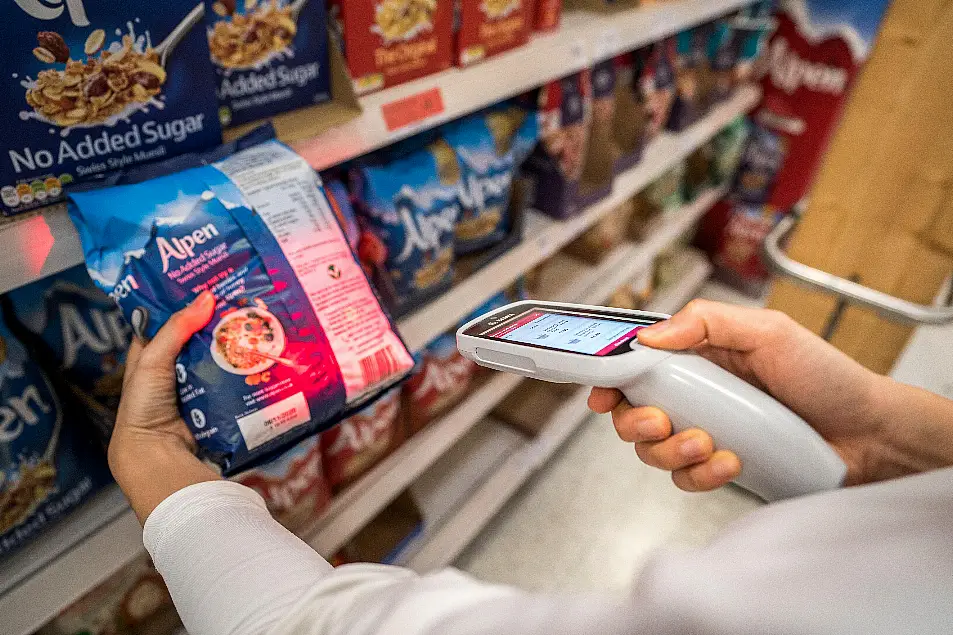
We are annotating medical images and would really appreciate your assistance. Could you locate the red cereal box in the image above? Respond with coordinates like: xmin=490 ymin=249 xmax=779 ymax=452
xmin=337 ymin=0 xmax=454 ymax=95
xmin=234 ymin=436 xmax=332 ymax=534
xmin=403 ymin=333 xmax=477 ymax=434
xmin=533 ymin=0 xmax=561 ymax=32
xmin=455 ymin=0 xmax=532 ymax=67
xmin=321 ymin=388 xmax=403 ymax=489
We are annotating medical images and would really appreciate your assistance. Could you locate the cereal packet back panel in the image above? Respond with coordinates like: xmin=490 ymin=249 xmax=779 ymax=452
xmin=2 ymin=1 xmax=222 ymax=216
xmin=351 ymin=143 xmax=460 ymax=314
xmin=339 ymin=0 xmax=453 ymax=95
xmin=206 ymin=0 xmax=332 ymax=127
xmin=0 ymin=317 xmax=110 ymax=557
xmin=442 ymin=106 xmax=539 ymax=254
xmin=69 ymin=140 xmax=414 ymax=474
xmin=7 ymin=265 xmax=131 ymax=441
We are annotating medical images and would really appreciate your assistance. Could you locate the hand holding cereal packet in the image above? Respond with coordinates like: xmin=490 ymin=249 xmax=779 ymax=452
xmin=68 ymin=137 xmax=414 ymax=474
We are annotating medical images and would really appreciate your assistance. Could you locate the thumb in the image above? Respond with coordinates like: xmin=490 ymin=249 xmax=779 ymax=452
xmin=637 ymin=299 xmax=778 ymax=352
xmin=138 ymin=291 xmax=216 ymax=371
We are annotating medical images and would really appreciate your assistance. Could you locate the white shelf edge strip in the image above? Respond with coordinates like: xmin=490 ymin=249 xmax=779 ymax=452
xmin=293 ymin=0 xmax=757 ymax=171
xmin=398 ymin=86 xmax=759 ymax=350
xmin=404 ymin=251 xmax=716 ymax=572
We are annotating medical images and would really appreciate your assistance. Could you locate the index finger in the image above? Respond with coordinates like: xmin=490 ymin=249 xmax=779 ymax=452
xmin=588 ymin=387 xmax=623 ymax=414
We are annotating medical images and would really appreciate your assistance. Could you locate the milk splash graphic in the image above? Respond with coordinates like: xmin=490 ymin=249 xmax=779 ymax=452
xmin=17 ymin=19 xmax=163 ymax=138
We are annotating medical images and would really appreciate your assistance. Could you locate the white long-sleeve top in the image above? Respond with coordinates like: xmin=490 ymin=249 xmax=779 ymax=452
xmin=144 ymin=468 xmax=953 ymax=635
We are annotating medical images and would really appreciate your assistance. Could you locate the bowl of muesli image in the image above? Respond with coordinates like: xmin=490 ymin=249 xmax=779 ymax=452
xmin=211 ymin=306 xmax=286 ymax=375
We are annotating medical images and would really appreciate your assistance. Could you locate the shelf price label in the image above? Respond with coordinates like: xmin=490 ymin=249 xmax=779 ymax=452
xmin=381 ymin=87 xmax=446 ymax=133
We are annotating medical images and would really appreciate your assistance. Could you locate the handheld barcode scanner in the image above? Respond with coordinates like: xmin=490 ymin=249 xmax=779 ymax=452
xmin=457 ymin=301 xmax=847 ymax=502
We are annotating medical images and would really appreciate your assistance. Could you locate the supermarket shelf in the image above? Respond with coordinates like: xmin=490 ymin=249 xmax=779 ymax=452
xmin=0 ymin=487 xmax=140 ymax=635
xmin=0 ymin=85 xmax=758 ymax=302
xmin=303 ymin=371 xmax=524 ymax=556
xmin=404 ymin=388 xmax=593 ymax=572
xmin=292 ymin=0 xmax=756 ymax=170
xmin=397 ymin=87 xmax=759 ymax=350
xmin=556 ymin=187 xmax=726 ymax=305
xmin=650 ymin=248 xmax=715 ymax=315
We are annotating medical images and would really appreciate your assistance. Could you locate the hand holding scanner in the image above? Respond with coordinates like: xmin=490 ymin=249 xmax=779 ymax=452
xmin=457 ymin=301 xmax=847 ymax=502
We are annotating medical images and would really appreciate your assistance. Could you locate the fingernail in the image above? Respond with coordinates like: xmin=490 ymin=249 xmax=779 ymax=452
xmin=680 ymin=437 xmax=707 ymax=459
xmin=194 ymin=290 xmax=215 ymax=308
xmin=636 ymin=417 xmax=664 ymax=440
xmin=711 ymin=456 xmax=739 ymax=480
xmin=643 ymin=320 xmax=673 ymax=334
xmin=130 ymin=307 xmax=149 ymax=339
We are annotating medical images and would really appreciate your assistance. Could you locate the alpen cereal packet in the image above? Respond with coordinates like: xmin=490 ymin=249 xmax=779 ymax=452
xmin=0 ymin=315 xmax=110 ymax=556
xmin=2 ymin=1 xmax=222 ymax=216
xmin=442 ymin=106 xmax=538 ymax=254
xmin=68 ymin=135 xmax=414 ymax=474
xmin=206 ymin=0 xmax=332 ymax=127
xmin=6 ymin=266 xmax=131 ymax=441
xmin=351 ymin=141 xmax=461 ymax=315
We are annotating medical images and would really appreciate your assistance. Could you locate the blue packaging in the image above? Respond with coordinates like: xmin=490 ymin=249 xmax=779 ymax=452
xmin=7 ymin=266 xmax=131 ymax=440
xmin=206 ymin=0 xmax=332 ymax=127
xmin=68 ymin=139 xmax=414 ymax=474
xmin=351 ymin=143 xmax=461 ymax=313
xmin=0 ymin=316 xmax=109 ymax=556
xmin=442 ymin=106 xmax=539 ymax=254
xmin=2 ymin=1 xmax=222 ymax=216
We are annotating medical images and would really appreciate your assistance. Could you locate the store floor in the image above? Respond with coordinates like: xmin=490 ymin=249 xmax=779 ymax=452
xmin=456 ymin=281 xmax=766 ymax=593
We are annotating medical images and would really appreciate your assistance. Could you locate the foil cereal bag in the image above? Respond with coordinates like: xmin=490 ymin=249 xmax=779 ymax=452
xmin=205 ymin=0 xmax=332 ymax=127
xmin=351 ymin=142 xmax=461 ymax=314
xmin=0 ymin=315 xmax=110 ymax=556
xmin=442 ymin=106 xmax=538 ymax=254
xmin=233 ymin=434 xmax=331 ymax=533
xmin=2 ymin=1 xmax=222 ymax=216
xmin=68 ymin=138 xmax=414 ymax=474
xmin=321 ymin=387 xmax=401 ymax=489
xmin=7 ymin=265 xmax=131 ymax=440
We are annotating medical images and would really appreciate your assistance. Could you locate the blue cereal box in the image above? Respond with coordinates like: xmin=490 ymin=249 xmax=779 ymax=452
xmin=0 ymin=316 xmax=110 ymax=556
xmin=2 ymin=1 xmax=222 ymax=215
xmin=206 ymin=0 xmax=332 ymax=127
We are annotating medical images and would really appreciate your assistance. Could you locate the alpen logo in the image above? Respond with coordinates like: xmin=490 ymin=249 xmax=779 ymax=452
xmin=58 ymin=303 xmax=130 ymax=369
xmin=766 ymin=37 xmax=848 ymax=96
xmin=394 ymin=192 xmax=459 ymax=263
xmin=457 ymin=170 xmax=513 ymax=211
xmin=157 ymin=223 xmax=221 ymax=273
xmin=15 ymin=0 xmax=89 ymax=26
xmin=0 ymin=384 xmax=54 ymax=443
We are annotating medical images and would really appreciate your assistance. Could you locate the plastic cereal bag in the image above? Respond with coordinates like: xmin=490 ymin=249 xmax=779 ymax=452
xmin=0 ymin=316 xmax=109 ymax=557
xmin=68 ymin=137 xmax=414 ymax=474
xmin=442 ymin=106 xmax=538 ymax=254
xmin=321 ymin=387 xmax=402 ymax=489
xmin=233 ymin=435 xmax=331 ymax=533
xmin=351 ymin=142 xmax=461 ymax=314
xmin=403 ymin=332 xmax=476 ymax=435
xmin=7 ymin=266 xmax=131 ymax=440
